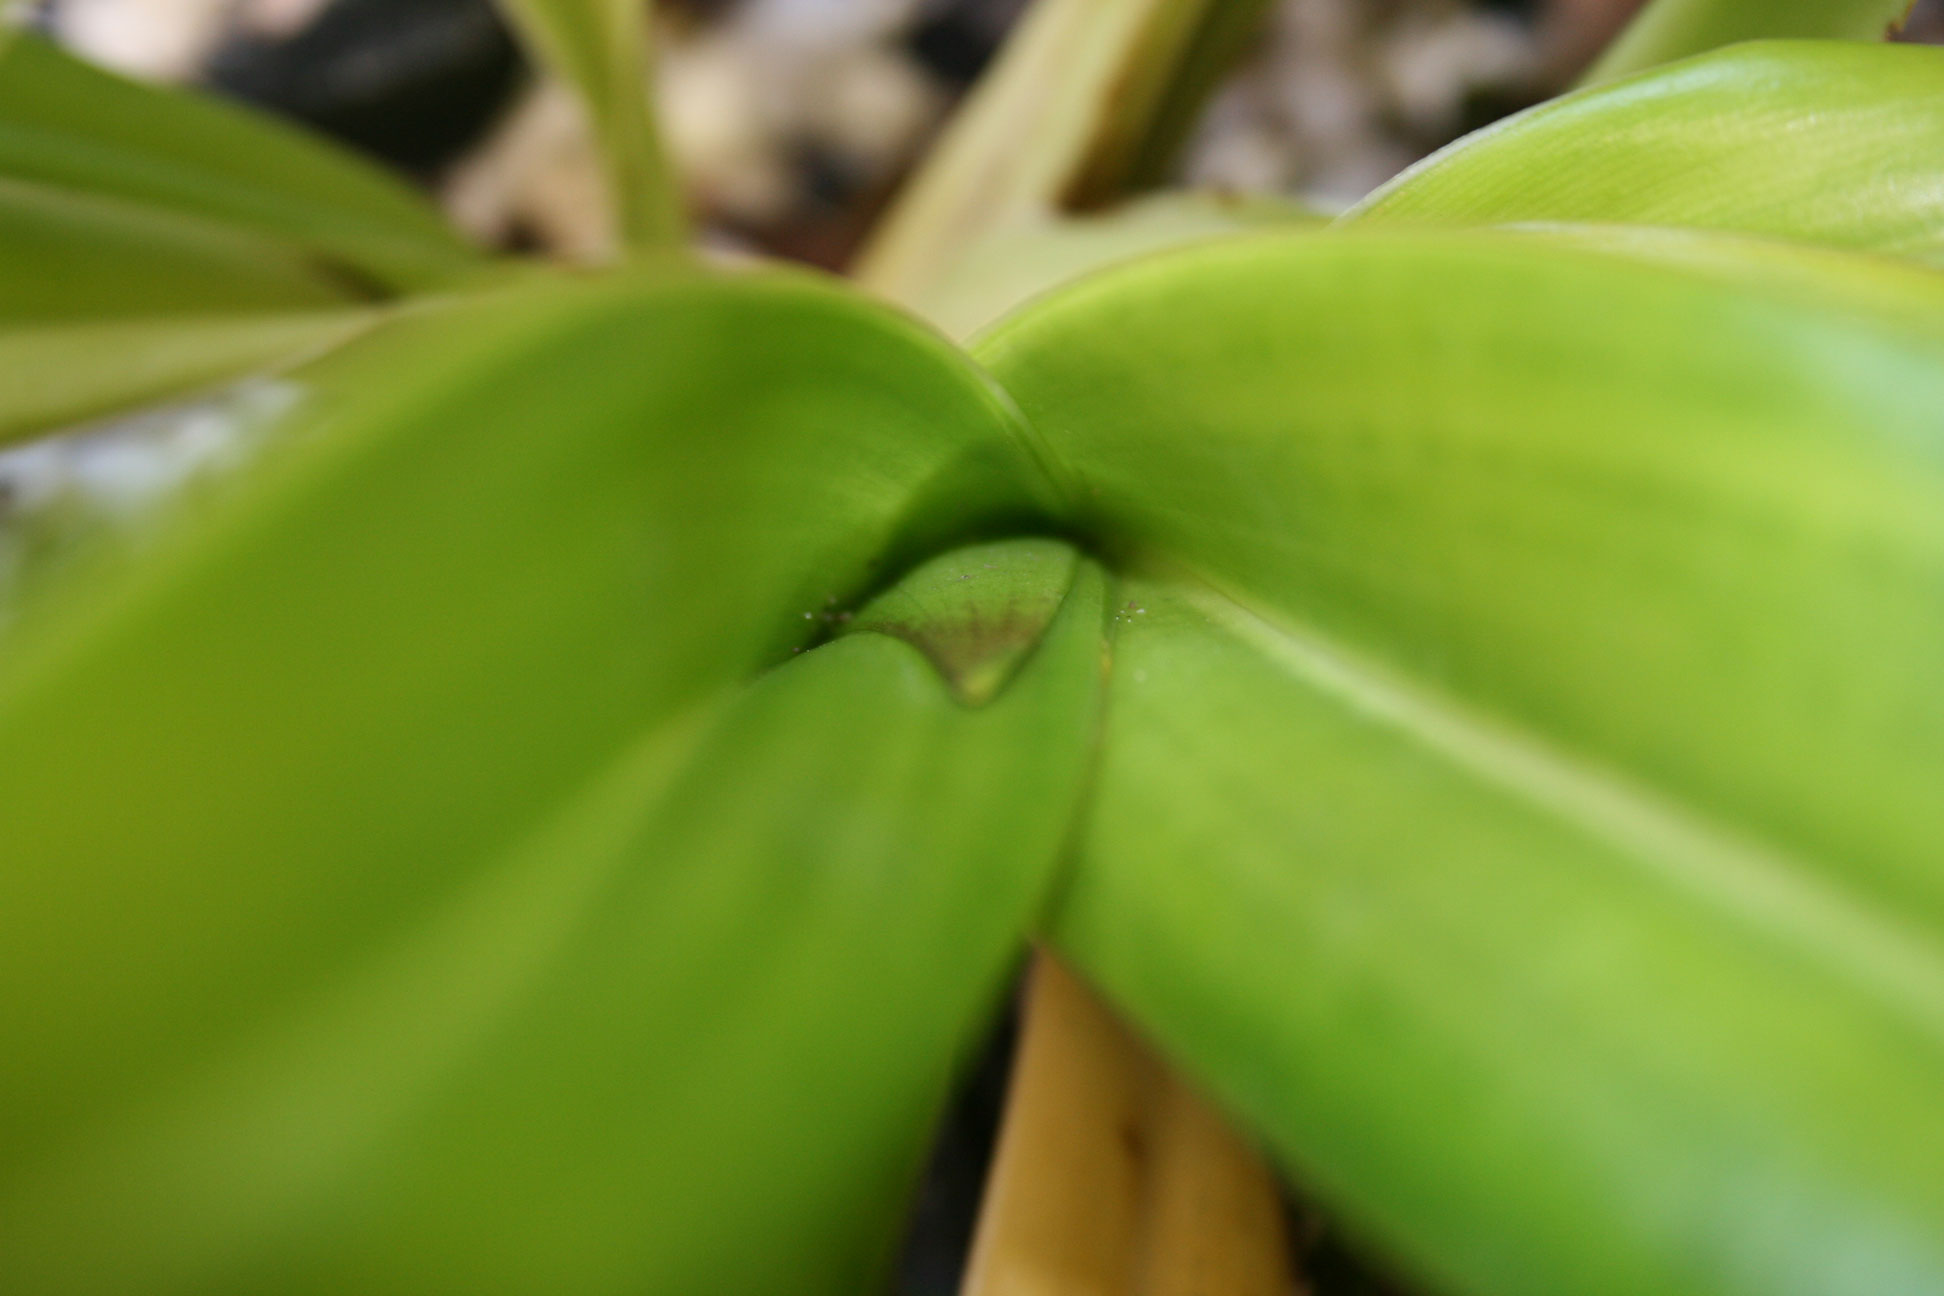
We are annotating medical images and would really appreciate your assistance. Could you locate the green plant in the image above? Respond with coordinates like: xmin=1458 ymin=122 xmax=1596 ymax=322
xmin=2 ymin=1 xmax=1943 ymax=1294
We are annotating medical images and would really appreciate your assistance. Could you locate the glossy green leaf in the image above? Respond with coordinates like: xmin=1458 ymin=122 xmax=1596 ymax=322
xmin=0 ymin=267 xmax=1061 ymax=1292
xmin=1348 ymin=42 xmax=1944 ymax=266
xmin=978 ymin=229 xmax=1944 ymax=1296
xmin=1583 ymin=0 xmax=1914 ymax=85
xmin=0 ymin=34 xmax=482 ymax=293
xmin=0 ymin=543 xmax=1104 ymax=1296
xmin=0 ymin=309 xmax=375 ymax=445
xmin=1061 ymin=576 xmax=1944 ymax=1296
xmin=495 ymin=0 xmax=683 ymax=251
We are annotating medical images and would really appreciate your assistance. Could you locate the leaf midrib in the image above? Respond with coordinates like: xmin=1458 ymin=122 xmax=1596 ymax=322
xmin=1154 ymin=563 xmax=1944 ymax=1040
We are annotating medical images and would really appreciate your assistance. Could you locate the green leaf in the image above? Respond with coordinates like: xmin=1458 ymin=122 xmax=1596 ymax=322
xmin=0 ymin=551 xmax=1104 ymax=1296
xmin=978 ymin=229 xmax=1944 ymax=1296
xmin=847 ymin=536 xmax=1081 ymax=703
xmin=0 ymin=176 xmax=365 ymax=322
xmin=1348 ymin=42 xmax=1944 ymax=266
xmin=1060 ymin=576 xmax=1944 ymax=1296
xmin=913 ymin=192 xmax=1319 ymax=341
xmin=0 ymin=268 xmax=1060 ymax=1292
xmin=1582 ymin=0 xmax=1914 ymax=85
xmin=0 ymin=34 xmax=482 ymax=293
xmin=494 ymin=0 xmax=683 ymax=252
xmin=0 ymin=309 xmax=376 ymax=446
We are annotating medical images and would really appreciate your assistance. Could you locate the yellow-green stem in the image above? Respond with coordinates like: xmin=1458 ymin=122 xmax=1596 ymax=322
xmin=497 ymin=0 xmax=685 ymax=253
xmin=854 ymin=0 xmax=1268 ymax=308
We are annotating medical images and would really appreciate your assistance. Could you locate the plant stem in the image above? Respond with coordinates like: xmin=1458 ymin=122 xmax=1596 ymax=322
xmin=962 ymin=955 xmax=1295 ymax=1295
xmin=497 ymin=0 xmax=685 ymax=254
xmin=854 ymin=0 xmax=1270 ymax=307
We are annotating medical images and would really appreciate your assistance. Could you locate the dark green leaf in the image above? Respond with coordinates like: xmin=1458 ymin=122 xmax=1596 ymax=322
xmin=0 ymin=34 xmax=483 ymax=293
xmin=0 ymin=176 xmax=364 ymax=322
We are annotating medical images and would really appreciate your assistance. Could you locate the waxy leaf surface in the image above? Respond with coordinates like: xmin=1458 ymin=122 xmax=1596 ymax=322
xmin=979 ymin=229 xmax=1944 ymax=1296
xmin=0 ymin=269 xmax=1065 ymax=1293
xmin=1350 ymin=42 xmax=1944 ymax=266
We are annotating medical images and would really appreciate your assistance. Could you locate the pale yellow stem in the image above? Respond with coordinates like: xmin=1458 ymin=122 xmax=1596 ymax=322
xmin=963 ymin=953 xmax=1297 ymax=1296
xmin=855 ymin=0 xmax=1244 ymax=308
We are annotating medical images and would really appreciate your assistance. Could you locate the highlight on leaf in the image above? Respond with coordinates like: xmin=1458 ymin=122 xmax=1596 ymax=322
xmin=3 ymin=4 xmax=1943 ymax=1296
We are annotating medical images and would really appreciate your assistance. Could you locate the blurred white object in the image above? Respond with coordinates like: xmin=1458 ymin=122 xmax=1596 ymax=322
xmin=444 ymin=79 xmax=619 ymax=261
xmin=50 ymin=0 xmax=228 ymax=79
xmin=661 ymin=0 xmax=943 ymax=226
xmin=1183 ymin=0 xmax=1538 ymax=208
xmin=48 ymin=0 xmax=328 ymax=80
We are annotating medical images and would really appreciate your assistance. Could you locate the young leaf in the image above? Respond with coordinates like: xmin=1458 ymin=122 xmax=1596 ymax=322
xmin=0 ymin=308 xmax=376 ymax=447
xmin=0 ymin=34 xmax=482 ymax=292
xmin=978 ymin=229 xmax=1944 ymax=1296
xmin=1583 ymin=0 xmax=1915 ymax=85
xmin=0 ymin=268 xmax=1056 ymax=1289
xmin=494 ymin=0 xmax=683 ymax=252
xmin=845 ymin=536 xmax=1080 ymax=704
xmin=1348 ymin=42 xmax=1944 ymax=266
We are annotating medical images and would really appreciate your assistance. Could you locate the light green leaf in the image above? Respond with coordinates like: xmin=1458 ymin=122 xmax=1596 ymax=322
xmin=494 ymin=0 xmax=683 ymax=252
xmin=913 ymin=192 xmax=1319 ymax=342
xmin=0 ymin=309 xmax=376 ymax=446
xmin=0 ymin=543 xmax=1104 ymax=1296
xmin=1583 ymin=0 xmax=1914 ymax=85
xmin=978 ymin=229 xmax=1944 ymax=1296
xmin=1060 ymin=576 xmax=1944 ymax=1296
xmin=1348 ymin=42 xmax=1944 ymax=266
xmin=0 ymin=34 xmax=482 ymax=292
xmin=846 ymin=536 xmax=1081 ymax=703
xmin=0 ymin=267 xmax=1060 ymax=1293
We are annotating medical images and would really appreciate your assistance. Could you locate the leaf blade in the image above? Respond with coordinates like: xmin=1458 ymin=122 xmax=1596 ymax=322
xmin=0 ymin=267 xmax=1051 ymax=1196
xmin=1348 ymin=42 xmax=1944 ymax=266
xmin=0 ymin=34 xmax=482 ymax=292
xmin=0 ymin=555 xmax=1105 ymax=1295
xmin=1055 ymin=574 xmax=1944 ymax=1296
xmin=1583 ymin=0 xmax=1914 ymax=85
xmin=0 ymin=309 xmax=376 ymax=447
xmin=979 ymin=227 xmax=1944 ymax=1296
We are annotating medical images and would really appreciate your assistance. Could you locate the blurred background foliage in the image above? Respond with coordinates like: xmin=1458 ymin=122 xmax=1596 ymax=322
xmin=21 ymin=0 xmax=1942 ymax=269
xmin=6 ymin=0 xmax=1938 ymax=625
